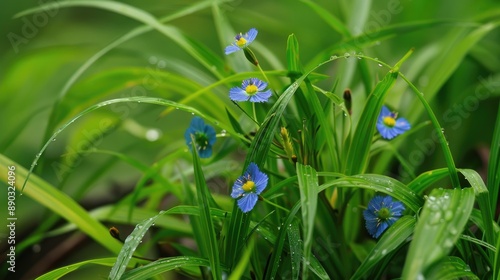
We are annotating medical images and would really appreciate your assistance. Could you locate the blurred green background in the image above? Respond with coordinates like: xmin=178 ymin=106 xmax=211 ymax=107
xmin=1 ymin=0 xmax=499 ymax=279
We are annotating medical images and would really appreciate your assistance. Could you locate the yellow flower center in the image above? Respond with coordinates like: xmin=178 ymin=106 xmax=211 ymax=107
xmin=245 ymin=84 xmax=258 ymax=94
xmin=383 ymin=116 xmax=396 ymax=127
xmin=236 ymin=36 xmax=247 ymax=47
xmin=242 ymin=180 xmax=255 ymax=192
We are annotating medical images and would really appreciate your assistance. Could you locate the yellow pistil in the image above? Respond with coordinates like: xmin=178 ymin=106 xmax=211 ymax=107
xmin=245 ymin=84 xmax=258 ymax=94
xmin=383 ymin=116 xmax=396 ymax=127
xmin=236 ymin=36 xmax=247 ymax=47
xmin=242 ymin=180 xmax=255 ymax=192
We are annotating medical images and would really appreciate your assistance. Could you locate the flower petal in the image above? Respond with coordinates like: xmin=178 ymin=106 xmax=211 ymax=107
xmin=229 ymin=87 xmax=250 ymax=102
xmin=246 ymin=28 xmax=258 ymax=44
xmin=237 ymin=193 xmax=258 ymax=213
xmin=225 ymin=45 xmax=241 ymax=55
xmin=249 ymin=90 xmax=272 ymax=103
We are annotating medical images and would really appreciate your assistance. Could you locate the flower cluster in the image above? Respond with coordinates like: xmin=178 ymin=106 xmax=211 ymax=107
xmin=363 ymin=195 xmax=405 ymax=238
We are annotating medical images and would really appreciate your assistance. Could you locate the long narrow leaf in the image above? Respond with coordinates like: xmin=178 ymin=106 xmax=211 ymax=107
xmin=297 ymin=163 xmax=319 ymax=279
xmin=402 ymin=188 xmax=475 ymax=278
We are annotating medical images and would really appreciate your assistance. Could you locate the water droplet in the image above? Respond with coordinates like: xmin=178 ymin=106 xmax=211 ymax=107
xmin=175 ymin=107 xmax=179 ymax=110
xmin=330 ymin=55 xmax=337 ymax=60
xmin=52 ymin=138 xmax=56 ymax=142
xmin=378 ymin=63 xmax=383 ymax=67
xmin=220 ymin=129 xmax=227 ymax=136
xmin=444 ymin=210 xmax=453 ymax=221
xmin=381 ymin=249 xmax=387 ymax=255
xmin=191 ymin=112 xmax=195 ymax=115
xmin=344 ymin=52 xmax=351 ymax=58
xmin=146 ymin=129 xmax=161 ymax=141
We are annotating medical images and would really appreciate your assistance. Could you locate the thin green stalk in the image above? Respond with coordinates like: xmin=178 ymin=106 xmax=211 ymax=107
xmin=399 ymin=73 xmax=460 ymax=188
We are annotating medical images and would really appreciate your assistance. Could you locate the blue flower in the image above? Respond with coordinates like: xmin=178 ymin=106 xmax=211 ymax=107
xmin=229 ymin=78 xmax=272 ymax=102
xmin=184 ymin=117 xmax=216 ymax=158
xmin=363 ymin=195 xmax=405 ymax=238
xmin=231 ymin=163 xmax=268 ymax=213
xmin=376 ymin=105 xmax=411 ymax=139
xmin=225 ymin=28 xmax=258 ymax=55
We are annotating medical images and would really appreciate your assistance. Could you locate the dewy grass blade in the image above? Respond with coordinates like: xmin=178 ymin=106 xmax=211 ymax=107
xmin=189 ymin=134 xmax=222 ymax=280
xmin=35 ymin=258 xmax=123 ymax=280
xmin=21 ymin=96 xmax=245 ymax=192
xmin=109 ymin=210 xmax=165 ymax=280
xmin=424 ymin=256 xmax=480 ymax=280
xmin=399 ymin=73 xmax=460 ymax=188
xmin=351 ymin=216 xmax=416 ymax=280
xmin=121 ymin=256 xmax=211 ymax=279
xmin=0 ymin=154 xmax=123 ymax=256
xmin=297 ymin=163 xmax=319 ymax=280
xmin=343 ymin=49 xmax=413 ymax=175
xmin=458 ymin=169 xmax=495 ymax=250
xmin=402 ymin=188 xmax=475 ymax=279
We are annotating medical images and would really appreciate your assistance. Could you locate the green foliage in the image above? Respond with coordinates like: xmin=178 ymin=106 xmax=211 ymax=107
xmin=2 ymin=0 xmax=500 ymax=279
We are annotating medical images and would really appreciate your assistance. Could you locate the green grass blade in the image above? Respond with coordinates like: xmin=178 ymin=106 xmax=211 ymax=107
xmin=402 ymin=188 xmax=475 ymax=279
xmin=0 ymin=154 xmax=122 ymax=255
xmin=287 ymin=220 xmax=302 ymax=280
xmin=297 ymin=163 xmax=319 ymax=280
xmin=35 ymin=258 xmax=124 ymax=280
xmin=425 ymin=256 xmax=479 ymax=280
xmin=344 ymin=56 xmax=403 ymax=175
xmin=458 ymin=169 xmax=495 ymax=250
xmin=407 ymin=168 xmax=449 ymax=195
xmin=189 ymin=134 xmax=222 ymax=280
xmin=299 ymin=0 xmax=351 ymax=38
xmin=399 ymin=73 xmax=460 ymax=187
xmin=319 ymin=174 xmax=423 ymax=213
xmin=494 ymin=231 xmax=500 ymax=280
xmin=109 ymin=210 xmax=165 ymax=279
xmin=21 ymin=96 xmax=246 ymax=192
xmin=488 ymin=100 xmax=500 ymax=212
xmin=15 ymin=0 xmax=227 ymax=79
xmin=264 ymin=203 xmax=302 ymax=280
xmin=286 ymin=33 xmax=303 ymax=74
xmin=121 ymin=256 xmax=211 ymax=279
xmin=351 ymin=216 xmax=416 ymax=280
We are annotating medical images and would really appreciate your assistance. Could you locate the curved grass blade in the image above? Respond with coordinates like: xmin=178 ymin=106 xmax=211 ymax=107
xmin=0 ymin=154 xmax=122 ymax=255
xmin=402 ymin=188 xmax=475 ymax=279
xmin=109 ymin=210 xmax=165 ymax=279
xmin=14 ymin=0 xmax=227 ymax=79
xmin=458 ymin=169 xmax=495 ymax=250
xmin=319 ymin=174 xmax=423 ymax=213
xmin=407 ymin=168 xmax=449 ymax=195
xmin=351 ymin=216 xmax=415 ymax=279
xmin=35 ymin=257 xmax=126 ymax=280
xmin=121 ymin=256 xmax=211 ymax=279
xmin=399 ymin=72 xmax=460 ymax=187
xmin=425 ymin=256 xmax=479 ymax=280
xmin=344 ymin=50 xmax=413 ymax=175
xmin=21 ymin=96 xmax=245 ymax=192
xmin=297 ymin=163 xmax=318 ymax=280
